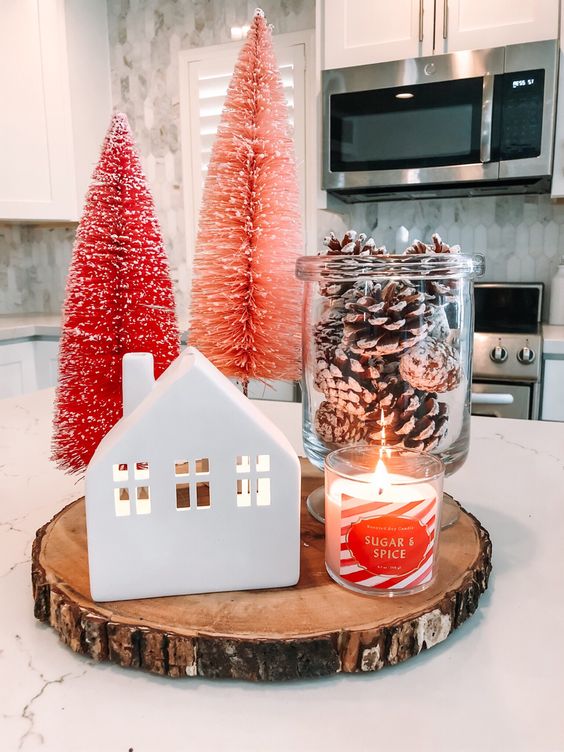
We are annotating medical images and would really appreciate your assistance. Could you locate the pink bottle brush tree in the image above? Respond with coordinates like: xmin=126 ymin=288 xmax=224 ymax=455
xmin=189 ymin=8 xmax=303 ymax=392
xmin=52 ymin=113 xmax=180 ymax=474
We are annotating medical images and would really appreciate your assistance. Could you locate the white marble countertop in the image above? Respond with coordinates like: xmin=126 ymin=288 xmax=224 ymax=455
xmin=0 ymin=314 xmax=192 ymax=344
xmin=543 ymin=324 xmax=564 ymax=355
xmin=0 ymin=314 xmax=61 ymax=341
xmin=1 ymin=389 xmax=564 ymax=751
xmin=3 ymin=315 xmax=563 ymax=358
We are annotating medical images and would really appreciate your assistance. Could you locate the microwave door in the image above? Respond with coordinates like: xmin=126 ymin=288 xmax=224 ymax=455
xmin=323 ymin=47 xmax=503 ymax=193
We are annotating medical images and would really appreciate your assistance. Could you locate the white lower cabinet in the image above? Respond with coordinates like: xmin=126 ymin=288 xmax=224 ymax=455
xmin=34 ymin=340 xmax=61 ymax=390
xmin=0 ymin=342 xmax=37 ymax=398
xmin=0 ymin=339 xmax=60 ymax=399
xmin=245 ymin=379 xmax=298 ymax=403
xmin=541 ymin=358 xmax=564 ymax=421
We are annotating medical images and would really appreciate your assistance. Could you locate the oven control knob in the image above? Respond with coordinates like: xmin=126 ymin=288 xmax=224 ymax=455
xmin=490 ymin=345 xmax=508 ymax=363
xmin=517 ymin=346 xmax=535 ymax=364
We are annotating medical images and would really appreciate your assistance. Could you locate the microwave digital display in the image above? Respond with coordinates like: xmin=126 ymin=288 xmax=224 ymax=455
xmin=491 ymin=69 xmax=545 ymax=161
xmin=512 ymin=77 xmax=536 ymax=88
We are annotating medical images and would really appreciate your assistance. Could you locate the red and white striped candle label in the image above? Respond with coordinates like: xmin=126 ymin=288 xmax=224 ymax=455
xmin=339 ymin=494 xmax=438 ymax=591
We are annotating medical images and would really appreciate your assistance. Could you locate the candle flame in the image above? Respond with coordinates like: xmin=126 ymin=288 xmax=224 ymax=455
xmin=373 ymin=457 xmax=390 ymax=496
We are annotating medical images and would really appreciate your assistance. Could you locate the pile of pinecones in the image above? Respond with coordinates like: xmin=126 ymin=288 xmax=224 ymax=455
xmin=313 ymin=231 xmax=461 ymax=452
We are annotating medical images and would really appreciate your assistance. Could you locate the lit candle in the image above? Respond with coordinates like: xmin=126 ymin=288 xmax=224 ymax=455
xmin=324 ymin=446 xmax=444 ymax=597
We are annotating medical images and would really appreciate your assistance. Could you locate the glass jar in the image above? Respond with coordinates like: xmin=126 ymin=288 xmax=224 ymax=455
xmin=296 ymin=247 xmax=484 ymax=521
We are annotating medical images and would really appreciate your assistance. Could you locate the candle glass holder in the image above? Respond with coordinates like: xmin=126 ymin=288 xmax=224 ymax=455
xmin=325 ymin=445 xmax=444 ymax=597
xmin=296 ymin=248 xmax=484 ymax=527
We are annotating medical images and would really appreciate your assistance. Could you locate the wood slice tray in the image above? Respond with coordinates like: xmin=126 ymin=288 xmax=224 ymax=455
xmin=31 ymin=460 xmax=492 ymax=681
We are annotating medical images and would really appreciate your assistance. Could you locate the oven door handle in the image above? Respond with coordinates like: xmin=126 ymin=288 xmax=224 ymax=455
xmin=471 ymin=392 xmax=514 ymax=405
xmin=480 ymin=74 xmax=495 ymax=164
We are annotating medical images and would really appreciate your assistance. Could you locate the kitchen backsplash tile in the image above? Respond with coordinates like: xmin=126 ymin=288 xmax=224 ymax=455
xmin=107 ymin=0 xmax=315 ymax=315
xmin=1 ymin=0 xmax=314 ymax=316
xmin=343 ymin=194 xmax=564 ymax=316
xmin=0 ymin=225 xmax=73 ymax=315
xmin=2 ymin=0 xmax=563 ymax=322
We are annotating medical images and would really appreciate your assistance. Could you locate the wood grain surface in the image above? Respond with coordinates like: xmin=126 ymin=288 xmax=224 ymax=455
xmin=32 ymin=459 xmax=492 ymax=680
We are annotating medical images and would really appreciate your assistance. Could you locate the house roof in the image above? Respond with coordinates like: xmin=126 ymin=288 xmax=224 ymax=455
xmin=88 ymin=347 xmax=298 ymax=466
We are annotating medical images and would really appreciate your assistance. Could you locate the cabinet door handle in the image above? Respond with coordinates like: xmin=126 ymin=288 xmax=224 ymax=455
xmin=443 ymin=0 xmax=448 ymax=39
xmin=419 ymin=0 xmax=424 ymax=42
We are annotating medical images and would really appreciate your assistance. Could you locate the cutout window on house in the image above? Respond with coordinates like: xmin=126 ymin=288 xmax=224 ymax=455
xmin=235 ymin=454 xmax=271 ymax=507
xmin=236 ymin=455 xmax=251 ymax=473
xmin=196 ymin=482 xmax=211 ymax=508
xmin=256 ymin=454 xmax=270 ymax=472
xmin=175 ymin=461 xmax=189 ymax=476
xmin=175 ymin=458 xmax=211 ymax=510
xmin=256 ymin=477 xmax=271 ymax=506
xmin=135 ymin=462 xmax=150 ymax=481
xmin=236 ymin=478 xmax=251 ymax=507
xmin=136 ymin=486 xmax=151 ymax=515
xmin=113 ymin=463 xmax=152 ymax=517
xmin=114 ymin=487 xmax=130 ymax=516
xmin=176 ymin=482 xmax=190 ymax=510
xmin=113 ymin=463 xmax=129 ymax=482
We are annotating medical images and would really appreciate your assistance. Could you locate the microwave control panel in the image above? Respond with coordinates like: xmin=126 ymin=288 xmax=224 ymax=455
xmin=491 ymin=69 xmax=545 ymax=161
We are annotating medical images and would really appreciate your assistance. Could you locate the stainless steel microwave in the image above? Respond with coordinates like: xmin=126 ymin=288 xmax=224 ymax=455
xmin=322 ymin=40 xmax=558 ymax=202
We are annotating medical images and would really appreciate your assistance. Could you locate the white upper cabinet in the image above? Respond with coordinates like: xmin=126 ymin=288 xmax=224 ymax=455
xmin=435 ymin=0 xmax=559 ymax=55
xmin=322 ymin=0 xmax=559 ymax=70
xmin=322 ymin=0 xmax=435 ymax=69
xmin=0 ymin=0 xmax=112 ymax=222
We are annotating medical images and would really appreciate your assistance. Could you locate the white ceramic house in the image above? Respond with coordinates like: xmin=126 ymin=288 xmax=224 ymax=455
xmin=85 ymin=347 xmax=301 ymax=602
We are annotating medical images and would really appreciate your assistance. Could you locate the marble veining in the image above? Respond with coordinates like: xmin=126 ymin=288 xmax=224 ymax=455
xmin=344 ymin=194 xmax=564 ymax=316
xmin=1 ymin=389 xmax=564 ymax=750
xmin=0 ymin=225 xmax=74 ymax=315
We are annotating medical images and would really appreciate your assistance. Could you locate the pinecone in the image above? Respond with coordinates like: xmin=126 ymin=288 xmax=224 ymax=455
xmin=318 ymin=231 xmax=386 ymax=300
xmin=314 ymin=400 xmax=367 ymax=445
xmin=404 ymin=233 xmax=460 ymax=255
xmin=341 ymin=280 xmax=434 ymax=357
xmin=399 ymin=338 xmax=461 ymax=393
xmin=310 ymin=228 xmax=460 ymax=453
xmin=314 ymin=347 xmax=386 ymax=417
xmin=403 ymin=233 xmax=460 ymax=306
xmin=365 ymin=376 xmax=449 ymax=452
xmin=323 ymin=230 xmax=384 ymax=257
xmin=313 ymin=308 xmax=344 ymax=363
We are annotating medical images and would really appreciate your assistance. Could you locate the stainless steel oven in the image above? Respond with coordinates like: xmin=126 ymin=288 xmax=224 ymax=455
xmin=471 ymin=382 xmax=535 ymax=420
xmin=322 ymin=40 xmax=558 ymax=201
xmin=471 ymin=283 xmax=543 ymax=420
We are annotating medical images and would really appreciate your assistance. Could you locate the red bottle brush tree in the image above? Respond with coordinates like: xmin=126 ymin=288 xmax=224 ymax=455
xmin=52 ymin=113 xmax=180 ymax=474
xmin=189 ymin=9 xmax=303 ymax=390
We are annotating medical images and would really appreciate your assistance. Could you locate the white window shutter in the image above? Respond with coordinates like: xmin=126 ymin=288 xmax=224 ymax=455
xmin=180 ymin=33 xmax=313 ymax=277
